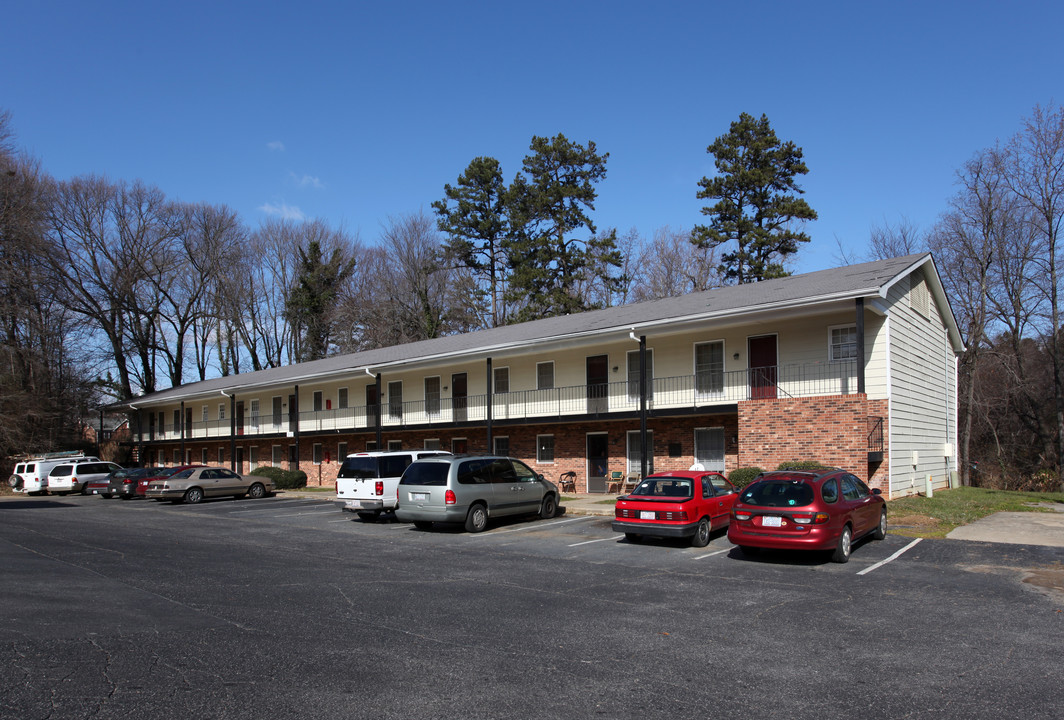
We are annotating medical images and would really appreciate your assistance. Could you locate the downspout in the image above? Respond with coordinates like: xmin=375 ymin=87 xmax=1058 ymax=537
xmin=856 ymin=298 xmax=866 ymax=395
xmin=180 ymin=401 xmax=186 ymax=465
xmin=630 ymin=329 xmax=649 ymax=479
xmin=293 ymin=385 xmax=300 ymax=471
xmin=374 ymin=374 xmax=382 ymax=449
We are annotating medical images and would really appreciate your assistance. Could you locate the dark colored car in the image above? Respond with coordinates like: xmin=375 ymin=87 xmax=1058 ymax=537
xmin=727 ymin=469 xmax=887 ymax=563
xmin=612 ymin=471 xmax=738 ymax=547
xmin=111 ymin=467 xmax=177 ymax=499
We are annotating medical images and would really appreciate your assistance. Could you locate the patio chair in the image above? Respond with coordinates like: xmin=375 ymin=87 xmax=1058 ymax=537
xmin=608 ymin=471 xmax=624 ymax=493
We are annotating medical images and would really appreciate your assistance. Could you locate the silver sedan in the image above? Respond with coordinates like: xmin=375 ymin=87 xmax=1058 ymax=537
xmin=145 ymin=466 xmax=274 ymax=504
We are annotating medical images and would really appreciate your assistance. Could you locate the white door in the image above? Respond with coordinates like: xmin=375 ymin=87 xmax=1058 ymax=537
xmin=694 ymin=428 xmax=726 ymax=472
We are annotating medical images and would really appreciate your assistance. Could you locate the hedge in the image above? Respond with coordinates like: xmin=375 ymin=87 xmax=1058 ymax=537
xmin=728 ymin=467 xmax=763 ymax=488
xmin=249 ymin=465 xmax=307 ymax=490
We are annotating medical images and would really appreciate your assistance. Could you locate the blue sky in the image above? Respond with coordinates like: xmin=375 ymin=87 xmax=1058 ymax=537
xmin=3 ymin=0 xmax=1060 ymax=273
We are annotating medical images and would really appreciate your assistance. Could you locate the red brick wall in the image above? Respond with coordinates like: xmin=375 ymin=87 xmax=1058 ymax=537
xmin=738 ymin=394 xmax=889 ymax=492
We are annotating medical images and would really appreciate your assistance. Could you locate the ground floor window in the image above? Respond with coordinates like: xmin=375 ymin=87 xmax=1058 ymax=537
xmin=424 ymin=438 xmax=440 ymax=450
xmin=626 ymin=430 xmax=654 ymax=476
xmin=218 ymin=447 xmax=224 ymax=464
xmin=694 ymin=427 xmax=726 ymax=472
xmin=537 ymin=435 xmax=555 ymax=463
xmin=249 ymin=446 xmax=258 ymax=467
xmin=272 ymin=445 xmax=282 ymax=465
xmin=313 ymin=443 xmax=322 ymax=465
xmin=387 ymin=440 xmax=402 ymax=451
xmin=201 ymin=448 xmax=208 ymax=465
xmin=493 ymin=436 xmax=509 ymax=455
xmin=338 ymin=442 xmax=348 ymax=460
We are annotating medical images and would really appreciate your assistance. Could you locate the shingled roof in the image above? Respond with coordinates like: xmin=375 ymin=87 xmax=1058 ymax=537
xmin=109 ymin=253 xmax=958 ymax=409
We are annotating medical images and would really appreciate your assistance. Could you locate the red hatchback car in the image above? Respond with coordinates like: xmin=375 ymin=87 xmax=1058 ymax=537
xmin=727 ymin=469 xmax=887 ymax=563
xmin=612 ymin=471 xmax=738 ymax=547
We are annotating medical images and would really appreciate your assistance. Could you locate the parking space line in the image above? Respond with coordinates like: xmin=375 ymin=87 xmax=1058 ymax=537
xmin=857 ymin=538 xmax=922 ymax=576
xmin=568 ymin=537 xmax=616 ymax=547
xmin=693 ymin=547 xmax=733 ymax=560
xmin=264 ymin=509 xmax=338 ymax=518
xmin=471 ymin=516 xmax=590 ymax=536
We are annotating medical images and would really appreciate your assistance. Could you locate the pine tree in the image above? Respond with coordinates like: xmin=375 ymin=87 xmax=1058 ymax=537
xmin=694 ymin=113 xmax=817 ymax=283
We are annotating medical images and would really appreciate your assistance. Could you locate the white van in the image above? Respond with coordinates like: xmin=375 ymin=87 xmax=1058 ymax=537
xmin=10 ymin=452 xmax=99 ymax=494
xmin=47 ymin=460 xmax=122 ymax=495
xmin=335 ymin=450 xmax=450 ymax=521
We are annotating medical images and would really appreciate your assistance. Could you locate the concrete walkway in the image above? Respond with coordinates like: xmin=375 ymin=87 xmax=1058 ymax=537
xmin=945 ymin=504 xmax=1064 ymax=547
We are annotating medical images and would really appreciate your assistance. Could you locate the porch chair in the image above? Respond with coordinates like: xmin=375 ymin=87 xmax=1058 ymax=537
xmin=558 ymin=471 xmax=577 ymax=493
xmin=608 ymin=471 xmax=625 ymax=494
xmin=622 ymin=473 xmax=641 ymax=493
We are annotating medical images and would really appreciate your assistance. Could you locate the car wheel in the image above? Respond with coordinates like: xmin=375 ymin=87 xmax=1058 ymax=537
xmin=413 ymin=521 xmax=433 ymax=530
xmin=624 ymin=533 xmax=642 ymax=543
xmin=831 ymin=525 xmax=852 ymax=563
xmin=246 ymin=483 xmax=266 ymax=500
xmin=183 ymin=487 xmax=204 ymax=505
xmin=872 ymin=509 xmax=887 ymax=540
xmin=690 ymin=517 xmax=711 ymax=548
xmin=464 ymin=504 xmax=488 ymax=533
xmin=539 ymin=495 xmax=557 ymax=519
xmin=357 ymin=510 xmax=382 ymax=523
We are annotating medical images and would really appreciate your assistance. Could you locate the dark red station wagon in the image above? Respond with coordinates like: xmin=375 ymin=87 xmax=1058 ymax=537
xmin=612 ymin=470 xmax=738 ymax=547
xmin=727 ymin=469 xmax=887 ymax=563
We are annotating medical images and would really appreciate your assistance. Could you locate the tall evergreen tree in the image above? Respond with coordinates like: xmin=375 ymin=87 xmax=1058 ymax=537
xmin=694 ymin=112 xmax=817 ymax=283
xmin=506 ymin=133 xmax=620 ymax=321
xmin=431 ymin=156 xmax=510 ymax=327
xmin=285 ymin=239 xmax=356 ymax=362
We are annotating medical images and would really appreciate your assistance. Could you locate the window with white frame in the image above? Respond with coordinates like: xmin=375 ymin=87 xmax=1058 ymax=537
xmin=388 ymin=440 xmax=402 ymax=451
xmin=537 ymin=362 xmax=554 ymax=390
xmin=313 ymin=391 xmax=323 ymax=412
xmin=627 ymin=349 xmax=655 ymax=401
xmin=218 ymin=403 xmax=226 ymax=421
xmin=494 ymin=436 xmax=509 ymax=455
xmin=694 ymin=427 xmax=726 ymax=472
xmin=338 ymin=388 xmax=348 ymax=409
xmin=424 ymin=439 xmax=440 ymax=451
xmin=425 ymin=376 xmax=441 ymax=416
xmin=388 ymin=381 xmax=403 ymax=419
xmin=250 ymin=399 xmax=260 ymax=430
xmin=695 ymin=341 xmax=725 ymax=396
xmin=202 ymin=405 xmax=209 ymax=423
xmin=626 ymin=430 xmax=654 ymax=476
xmin=494 ymin=367 xmax=509 ymax=393
xmin=537 ymin=435 xmax=555 ymax=463
xmin=249 ymin=446 xmax=258 ymax=467
xmin=830 ymin=326 xmax=858 ymax=362
xmin=272 ymin=445 xmax=282 ymax=465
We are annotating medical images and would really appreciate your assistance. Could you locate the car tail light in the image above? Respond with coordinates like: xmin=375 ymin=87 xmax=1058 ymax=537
xmin=375 ymin=481 xmax=383 ymax=496
xmin=445 ymin=489 xmax=457 ymax=505
xmin=733 ymin=510 xmax=752 ymax=521
xmin=660 ymin=510 xmax=688 ymax=521
xmin=792 ymin=513 xmax=814 ymax=524
xmin=72 ymin=476 xmax=78 ymax=485
xmin=814 ymin=512 xmax=831 ymax=524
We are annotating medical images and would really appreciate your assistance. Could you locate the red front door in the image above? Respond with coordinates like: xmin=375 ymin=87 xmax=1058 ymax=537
xmin=748 ymin=335 xmax=778 ymax=400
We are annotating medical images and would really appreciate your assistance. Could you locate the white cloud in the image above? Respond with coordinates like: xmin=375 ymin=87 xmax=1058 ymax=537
xmin=291 ymin=172 xmax=325 ymax=189
xmin=259 ymin=202 xmax=305 ymax=221
xmin=267 ymin=141 xmax=285 ymax=152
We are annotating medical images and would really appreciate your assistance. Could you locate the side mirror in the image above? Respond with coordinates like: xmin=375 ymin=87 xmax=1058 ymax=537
xmin=872 ymin=488 xmax=882 ymax=496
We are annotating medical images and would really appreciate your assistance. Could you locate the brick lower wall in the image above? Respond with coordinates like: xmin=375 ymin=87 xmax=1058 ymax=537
xmin=739 ymin=394 xmax=889 ymax=492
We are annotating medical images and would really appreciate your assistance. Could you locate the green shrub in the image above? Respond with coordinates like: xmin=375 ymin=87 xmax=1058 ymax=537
xmin=728 ymin=467 xmax=763 ymax=488
xmin=250 ymin=465 xmax=307 ymax=490
xmin=776 ymin=460 xmax=832 ymax=472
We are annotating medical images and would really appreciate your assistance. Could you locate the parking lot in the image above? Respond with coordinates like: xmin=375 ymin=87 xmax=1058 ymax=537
xmin=2 ymin=492 xmax=1063 ymax=719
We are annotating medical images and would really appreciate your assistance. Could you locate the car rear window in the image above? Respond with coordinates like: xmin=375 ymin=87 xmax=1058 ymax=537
xmin=399 ymin=462 xmax=450 ymax=486
xmin=630 ymin=478 xmax=693 ymax=498
xmin=338 ymin=457 xmax=380 ymax=479
xmin=741 ymin=481 xmax=815 ymax=507
xmin=50 ymin=465 xmax=72 ymax=477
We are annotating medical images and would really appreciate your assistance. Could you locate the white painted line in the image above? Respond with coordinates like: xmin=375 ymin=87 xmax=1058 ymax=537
xmin=857 ymin=538 xmax=923 ymax=576
xmin=266 ymin=509 xmax=339 ymax=518
xmin=568 ymin=537 xmax=616 ymax=547
xmin=470 ymin=516 xmax=590 ymax=536
xmin=693 ymin=547 xmax=733 ymax=560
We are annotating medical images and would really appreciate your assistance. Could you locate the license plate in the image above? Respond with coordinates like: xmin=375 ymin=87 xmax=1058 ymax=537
xmin=762 ymin=515 xmax=783 ymax=527
xmin=345 ymin=500 xmax=362 ymax=509
xmin=411 ymin=492 xmax=429 ymax=501
xmin=639 ymin=511 xmax=655 ymax=520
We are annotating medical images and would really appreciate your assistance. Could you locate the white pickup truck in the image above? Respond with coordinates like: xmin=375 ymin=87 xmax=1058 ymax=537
xmin=335 ymin=450 xmax=450 ymax=521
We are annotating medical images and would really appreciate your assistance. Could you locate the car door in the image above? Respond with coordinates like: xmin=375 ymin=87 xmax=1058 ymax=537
xmin=197 ymin=469 xmax=222 ymax=497
xmin=215 ymin=468 xmax=245 ymax=496
xmin=702 ymin=474 xmax=737 ymax=529
xmin=840 ymin=474 xmax=877 ymax=535
xmin=509 ymin=459 xmax=545 ymax=515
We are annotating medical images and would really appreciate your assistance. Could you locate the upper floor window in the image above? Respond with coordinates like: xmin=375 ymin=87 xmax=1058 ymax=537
xmin=313 ymin=391 xmax=323 ymax=412
xmin=425 ymin=376 xmax=441 ymax=416
xmin=537 ymin=362 xmax=554 ymax=390
xmin=218 ymin=403 xmax=226 ymax=421
xmin=388 ymin=381 xmax=403 ymax=419
xmin=338 ymin=388 xmax=348 ymax=409
xmin=830 ymin=326 xmax=858 ymax=362
xmin=627 ymin=349 xmax=655 ymax=401
xmin=494 ymin=367 xmax=510 ymax=394
xmin=695 ymin=341 xmax=724 ymax=396
xmin=202 ymin=405 xmax=209 ymax=423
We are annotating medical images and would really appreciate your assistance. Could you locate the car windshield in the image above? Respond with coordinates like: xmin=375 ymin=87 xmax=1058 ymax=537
xmin=741 ymin=481 xmax=815 ymax=508
xmin=630 ymin=478 xmax=693 ymax=499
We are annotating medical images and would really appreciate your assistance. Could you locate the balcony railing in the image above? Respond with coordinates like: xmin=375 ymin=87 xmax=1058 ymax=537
xmin=133 ymin=360 xmax=858 ymax=443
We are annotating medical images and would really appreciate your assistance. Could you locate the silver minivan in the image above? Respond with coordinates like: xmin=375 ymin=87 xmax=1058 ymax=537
xmin=394 ymin=455 xmax=559 ymax=532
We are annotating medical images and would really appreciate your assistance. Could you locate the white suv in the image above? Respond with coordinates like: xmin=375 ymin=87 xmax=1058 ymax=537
xmin=335 ymin=450 xmax=450 ymax=521
xmin=47 ymin=460 xmax=121 ymax=495
xmin=9 ymin=454 xmax=100 ymax=494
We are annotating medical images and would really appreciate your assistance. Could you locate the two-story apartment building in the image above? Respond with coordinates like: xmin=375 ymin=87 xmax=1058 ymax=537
xmin=108 ymin=253 xmax=963 ymax=498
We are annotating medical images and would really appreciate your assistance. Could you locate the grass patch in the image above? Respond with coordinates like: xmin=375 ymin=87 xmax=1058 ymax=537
xmin=887 ymin=486 xmax=1064 ymax=538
